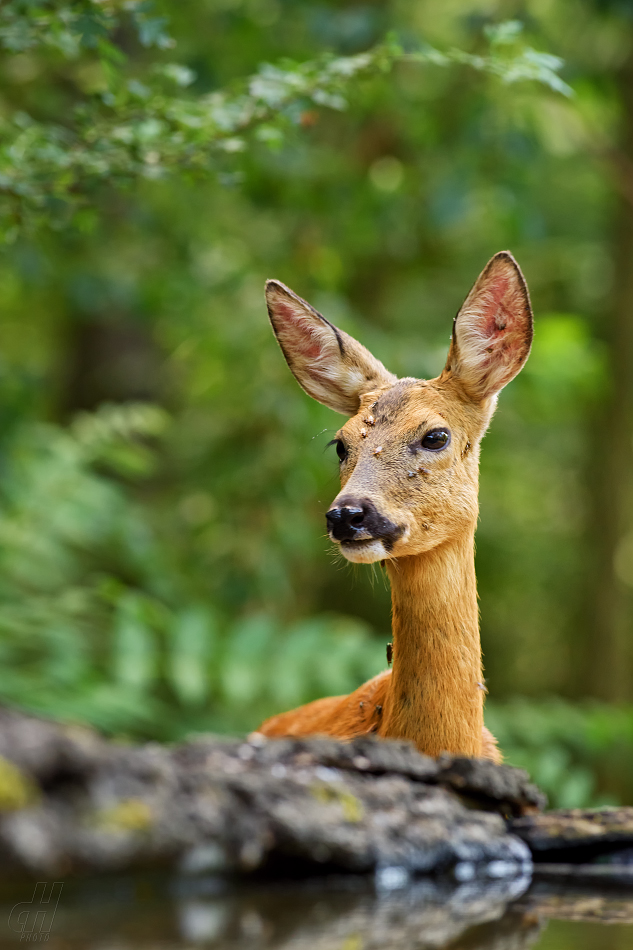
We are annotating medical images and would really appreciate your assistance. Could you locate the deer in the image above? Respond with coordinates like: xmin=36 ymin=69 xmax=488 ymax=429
xmin=257 ymin=251 xmax=533 ymax=762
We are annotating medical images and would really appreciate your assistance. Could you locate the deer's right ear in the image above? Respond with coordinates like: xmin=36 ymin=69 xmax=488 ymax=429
xmin=265 ymin=280 xmax=396 ymax=415
xmin=444 ymin=251 xmax=533 ymax=401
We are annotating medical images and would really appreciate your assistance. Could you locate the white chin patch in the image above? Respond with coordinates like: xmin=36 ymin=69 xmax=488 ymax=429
xmin=339 ymin=539 xmax=388 ymax=564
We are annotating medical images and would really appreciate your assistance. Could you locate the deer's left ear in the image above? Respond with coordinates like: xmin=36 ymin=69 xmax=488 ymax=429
xmin=444 ymin=251 xmax=533 ymax=401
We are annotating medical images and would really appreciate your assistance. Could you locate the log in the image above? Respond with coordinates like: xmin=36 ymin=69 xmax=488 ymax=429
xmin=511 ymin=808 xmax=633 ymax=857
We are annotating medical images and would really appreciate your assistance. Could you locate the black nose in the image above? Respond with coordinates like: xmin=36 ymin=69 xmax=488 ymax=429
xmin=326 ymin=496 xmax=404 ymax=549
xmin=326 ymin=504 xmax=367 ymax=541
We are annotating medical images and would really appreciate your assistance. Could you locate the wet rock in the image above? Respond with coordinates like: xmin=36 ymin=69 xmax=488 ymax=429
xmin=0 ymin=708 xmax=536 ymax=878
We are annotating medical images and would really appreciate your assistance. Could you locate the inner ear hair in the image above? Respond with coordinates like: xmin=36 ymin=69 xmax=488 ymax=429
xmin=265 ymin=279 xmax=396 ymax=415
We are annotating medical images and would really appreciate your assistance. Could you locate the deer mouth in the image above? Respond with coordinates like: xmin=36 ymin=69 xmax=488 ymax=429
xmin=340 ymin=536 xmax=375 ymax=548
xmin=339 ymin=530 xmax=402 ymax=552
xmin=339 ymin=538 xmax=391 ymax=564
xmin=325 ymin=497 xmax=405 ymax=562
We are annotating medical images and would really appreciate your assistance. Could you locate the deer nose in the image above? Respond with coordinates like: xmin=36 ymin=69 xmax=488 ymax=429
xmin=326 ymin=505 xmax=367 ymax=541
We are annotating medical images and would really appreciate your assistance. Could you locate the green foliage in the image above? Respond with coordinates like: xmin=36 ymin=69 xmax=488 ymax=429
xmin=487 ymin=700 xmax=633 ymax=808
xmin=433 ymin=20 xmax=573 ymax=96
xmin=0 ymin=4 xmax=570 ymax=238
xmin=478 ymin=315 xmax=606 ymax=694
xmin=0 ymin=403 xmax=385 ymax=738
xmin=0 ymin=1 xmax=172 ymax=56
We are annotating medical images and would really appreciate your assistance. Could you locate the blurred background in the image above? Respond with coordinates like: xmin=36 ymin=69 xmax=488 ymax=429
xmin=1 ymin=0 xmax=633 ymax=809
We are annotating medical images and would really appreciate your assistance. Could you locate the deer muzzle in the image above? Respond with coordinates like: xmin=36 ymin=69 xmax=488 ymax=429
xmin=326 ymin=497 xmax=404 ymax=552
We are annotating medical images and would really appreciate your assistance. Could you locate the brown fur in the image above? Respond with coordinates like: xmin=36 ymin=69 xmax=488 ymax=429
xmin=260 ymin=668 xmax=500 ymax=763
xmin=258 ymin=252 xmax=533 ymax=762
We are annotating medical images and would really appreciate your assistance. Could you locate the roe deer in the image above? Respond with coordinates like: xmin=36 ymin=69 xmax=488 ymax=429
xmin=258 ymin=252 xmax=533 ymax=761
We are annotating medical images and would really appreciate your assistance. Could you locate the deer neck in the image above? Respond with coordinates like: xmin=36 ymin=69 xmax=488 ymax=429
xmin=381 ymin=536 xmax=484 ymax=757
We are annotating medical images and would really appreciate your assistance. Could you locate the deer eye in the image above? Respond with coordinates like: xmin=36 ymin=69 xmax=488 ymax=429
xmin=327 ymin=438 xmax=348 ymax=462
xmin=420 ymin=429 xmax=451 ymax=451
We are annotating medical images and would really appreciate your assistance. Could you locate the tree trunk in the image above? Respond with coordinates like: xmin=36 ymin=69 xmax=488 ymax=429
xmin=587 ymin=53 xmax=633 ymax=701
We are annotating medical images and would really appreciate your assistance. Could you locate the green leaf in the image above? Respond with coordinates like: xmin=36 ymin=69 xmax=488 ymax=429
xmin=112 ymin=592 xmax=158 ymax=692
xmin=169 ymin=607 xmax=216 ymax=706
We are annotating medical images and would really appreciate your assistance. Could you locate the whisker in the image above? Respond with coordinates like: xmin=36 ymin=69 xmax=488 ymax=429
xmin=311 ymin=428 xmax=335 ymax=442
xmin=378 ymin=560 xmax=391 ymax=591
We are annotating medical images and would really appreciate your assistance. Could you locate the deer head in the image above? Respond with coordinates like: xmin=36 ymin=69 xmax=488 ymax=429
xmin=266 ymin=252 xmax=533 ymax=564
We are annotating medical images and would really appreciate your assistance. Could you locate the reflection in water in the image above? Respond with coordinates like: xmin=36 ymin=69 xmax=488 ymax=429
xmin=176 ymin=875 xmax=538 ymax=950
xmin=0 ymin=873 xmax=539 ymax=950
xmin=1 ymin=873 xmax=633 ymax=949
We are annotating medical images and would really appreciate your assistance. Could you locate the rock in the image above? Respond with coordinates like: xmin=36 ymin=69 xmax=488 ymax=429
xmin=0 ymin=707 xmax=104 ymax=781
xmin=434 ymin=755 xmax=546 ymax=816
xmin=0 ymin=707 xmax=536 ymax=878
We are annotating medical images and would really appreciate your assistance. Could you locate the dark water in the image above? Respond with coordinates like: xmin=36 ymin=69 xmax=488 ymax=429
xmin=0 ymin=873 xmax=632 ymax=949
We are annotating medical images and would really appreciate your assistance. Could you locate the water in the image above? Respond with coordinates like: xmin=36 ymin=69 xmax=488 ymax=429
xmin=0 ymin=873 xmax=632 ymax=949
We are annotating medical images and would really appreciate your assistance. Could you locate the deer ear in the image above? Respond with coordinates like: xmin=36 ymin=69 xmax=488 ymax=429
xmin=445 ymin=251 xmax=533 ymax=401
xmin=265 ymin=280 xmax=396 ymax=415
